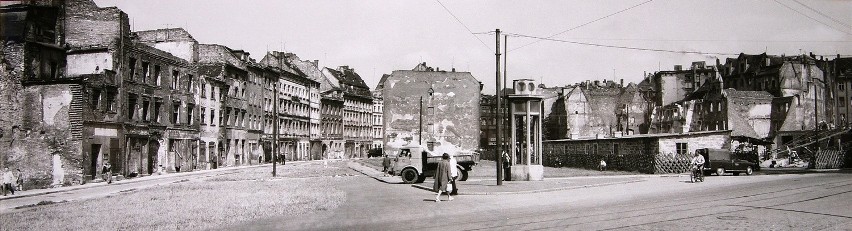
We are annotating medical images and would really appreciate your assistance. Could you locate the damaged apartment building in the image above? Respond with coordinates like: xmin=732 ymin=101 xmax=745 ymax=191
xmin=324 ymin=66 xmax=373 ymax=158
xmin=259 ymin=51 xmax=321 ymax=162
xmin=378 ymin=63 xmax=481 ymax=156
xmin=1 ymin=0 xmax=379 ymax=188
xmin=1 ymin=1 xmax=72 ymax=187
xmin=542 ymin=79 xmax=650 ymax=140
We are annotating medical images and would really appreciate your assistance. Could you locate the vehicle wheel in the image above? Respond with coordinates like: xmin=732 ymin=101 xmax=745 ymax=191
xmin=745 ymin=166 xmax=753 ymax=175
xmin=690 ymin=172 xmax=697 ymax=183
xmin=458 ymin=167 xmax=469 ymax=181
xmin=416 ymin=175 xmax=426 ymax=183
xmin=400 ymin=168 xmax=419 ymax=184
xmin=716 ymin=168 xmax=725 ymax=176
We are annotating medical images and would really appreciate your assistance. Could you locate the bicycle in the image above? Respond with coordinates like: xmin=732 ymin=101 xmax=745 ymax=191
xmin=690 ymin=164 xmax=704 ymax=183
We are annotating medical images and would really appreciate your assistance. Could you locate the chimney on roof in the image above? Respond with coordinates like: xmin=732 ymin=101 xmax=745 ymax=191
xmin=620 ymin=79 xmax=624 ymax=87
xmin=451 ymin=68 xmax=456 ymax=72
xmin=436 ymin=67 xmax=440 ymax=72
xmin=810 ymin=52 xmax=815 ymax=58
xmin=312 ymin=60 xmax=319 ymax=67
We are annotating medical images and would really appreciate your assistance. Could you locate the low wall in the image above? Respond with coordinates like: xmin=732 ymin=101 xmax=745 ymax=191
xmin=543 ymin=131 xmax=732 ymax=174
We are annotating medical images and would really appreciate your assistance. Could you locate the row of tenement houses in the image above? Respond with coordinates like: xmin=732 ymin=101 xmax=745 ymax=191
xmin=0 ymin=0 xmax=385 ymax=187
xmin=481 ymin=55 xmax=852 ymax=172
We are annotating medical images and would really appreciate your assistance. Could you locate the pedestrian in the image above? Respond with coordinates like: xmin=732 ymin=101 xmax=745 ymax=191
xmin=15 ymin=169 xmax=24 ymax=191
xmin=101 ymin=162 xmax=112 ymax=184
xmin=2 ymin=167 xmax=14 ymax=196
xmin=433 ymin=153 xmax=453 ymax=202
xmin=599 ymin=159 xmax=607 ymax=171
xmin=502 ymin=150 xmax=512 ymax=181
xmin=381 ymin=154 xmax=391 ymax=176
xmin=449 ymin=153 xmax=459 ymax=195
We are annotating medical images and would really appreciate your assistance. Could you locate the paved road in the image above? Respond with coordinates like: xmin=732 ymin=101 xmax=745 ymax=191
xmin=234 ymin=172 xmax=852 ymax=230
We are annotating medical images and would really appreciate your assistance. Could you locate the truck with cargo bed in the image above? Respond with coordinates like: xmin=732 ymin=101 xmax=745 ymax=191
xmin=390 ymin=145 xmax=479 ymax=184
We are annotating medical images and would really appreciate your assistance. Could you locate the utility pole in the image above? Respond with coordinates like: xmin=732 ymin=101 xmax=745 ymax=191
xmin=419 ymin=96 xmax=423 ymax=146
xmin=496 ymin=29 xmax=503 ymax=185
xmin=503 ymin=34 xmax=509 ymax=179
xmin=273 ymin=78 xmax=279 ymax=177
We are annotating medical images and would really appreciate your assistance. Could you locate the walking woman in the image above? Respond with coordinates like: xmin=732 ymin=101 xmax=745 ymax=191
xmin=433 ymin=153 xmax=453 ymax=202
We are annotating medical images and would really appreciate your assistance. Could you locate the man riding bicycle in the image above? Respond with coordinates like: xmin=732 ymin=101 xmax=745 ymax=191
xmin=690 ymin=151 xmax=706 ymax=181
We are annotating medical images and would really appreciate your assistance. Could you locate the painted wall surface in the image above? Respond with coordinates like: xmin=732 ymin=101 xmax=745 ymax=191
xmin=656 ymin=133 xmax=731 ymax=156
xmin=151 ymin=42 xmax=196 ymax=63
xmin=66 ymin=52 xmax=112 ymax=76
xmin=383 ymin=70 xmax=480 ymax=155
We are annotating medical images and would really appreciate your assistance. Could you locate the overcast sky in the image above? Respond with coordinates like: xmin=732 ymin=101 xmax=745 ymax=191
xmin=94 ymin=0 xmax=851 ymax=93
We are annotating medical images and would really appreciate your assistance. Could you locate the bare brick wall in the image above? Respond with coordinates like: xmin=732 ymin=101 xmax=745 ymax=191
xmin=65 ymin=0 xmax=127 ymax=49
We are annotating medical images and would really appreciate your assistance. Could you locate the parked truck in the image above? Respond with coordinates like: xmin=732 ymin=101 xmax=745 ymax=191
xmin=695 ymin=148 xmax=758 ymax=176
xmin=390 ymin=145 xmax=480 ymax=184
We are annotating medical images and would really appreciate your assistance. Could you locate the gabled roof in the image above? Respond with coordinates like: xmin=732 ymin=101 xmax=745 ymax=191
xmin=258 ymin=51 xmax=305 ymax=78
xmin=329 ymin=66 xmax=369 ymax=89
xmin=412 ymin=62 xmax=434 ymax=72
xmin=637 ymin=75 xmax=655 ymax=92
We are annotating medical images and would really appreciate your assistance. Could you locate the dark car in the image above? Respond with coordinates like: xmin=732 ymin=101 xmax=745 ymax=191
xmin=696 ymin=148 xmax=758 ymax=176
xmin=367 ymin=148 xmax=383 ymax=158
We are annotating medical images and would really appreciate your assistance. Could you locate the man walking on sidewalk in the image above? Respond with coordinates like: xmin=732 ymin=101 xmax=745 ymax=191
xmin=2 ymin=167 xmax=15 ymax=196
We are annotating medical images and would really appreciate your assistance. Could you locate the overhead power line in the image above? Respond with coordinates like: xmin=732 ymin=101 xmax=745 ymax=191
xmin=790 ymin=0 xmax=852 ymax=30
xmin=533 ymin=37 xmax=852 ymax=43
xmin=511 ymin=0 xmax=655 ymax=52
xmin=435 ymin=0 xmax=493 ymax=52
xmin=773 ymin=0 xmax=852 ymax=35
xmin=505 ymin=32 xmax=739 ymax=56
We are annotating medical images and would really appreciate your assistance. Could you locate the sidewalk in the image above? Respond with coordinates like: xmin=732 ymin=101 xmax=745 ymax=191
xmin=348 ymin=161 xmax=650 ymax=195
xmin=0 ymin=163 xmax=271 ymax=201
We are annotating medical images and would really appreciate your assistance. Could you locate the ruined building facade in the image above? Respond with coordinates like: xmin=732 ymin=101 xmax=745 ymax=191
xmin=379 ymin=63 xmax=481 ymax=155
xmin=1 ymin=0 xmax=378 ymax=188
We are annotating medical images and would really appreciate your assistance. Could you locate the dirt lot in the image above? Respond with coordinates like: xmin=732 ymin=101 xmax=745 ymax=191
xmin=0 ymin=161 xmax=357 ymax=231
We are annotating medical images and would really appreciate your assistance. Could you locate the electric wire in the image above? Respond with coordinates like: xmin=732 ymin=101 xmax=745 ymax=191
xmin=510 ymin=0 xmax=655 ymax=52
xmin=505 ymin=32 xmax=740 ymax=56
xmin=435 ymin=0 xmax=493 ymax=52
xmin=790 ymin=0 xmax=852 ymax=29
xmin=773 ymin=0 xmax=852 ymax=35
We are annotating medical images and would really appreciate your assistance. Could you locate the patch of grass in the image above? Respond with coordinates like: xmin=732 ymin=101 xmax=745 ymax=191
xmin=0 ymin=166 xmax=350 ymax=231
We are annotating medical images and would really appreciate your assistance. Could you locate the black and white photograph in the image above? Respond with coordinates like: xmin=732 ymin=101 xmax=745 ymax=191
xmin=1 ymin=0 xmax=851 ymax=230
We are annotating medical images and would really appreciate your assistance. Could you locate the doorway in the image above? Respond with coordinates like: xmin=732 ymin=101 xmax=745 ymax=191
xmin=90 ymin=144 xmax=102 ymax=179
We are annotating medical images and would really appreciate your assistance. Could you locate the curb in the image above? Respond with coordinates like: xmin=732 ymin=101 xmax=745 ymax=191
xmin=409 ymin=179 xmax=646 ymax=195
xmin=346 ymin=161 xmax=402 ymax=184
